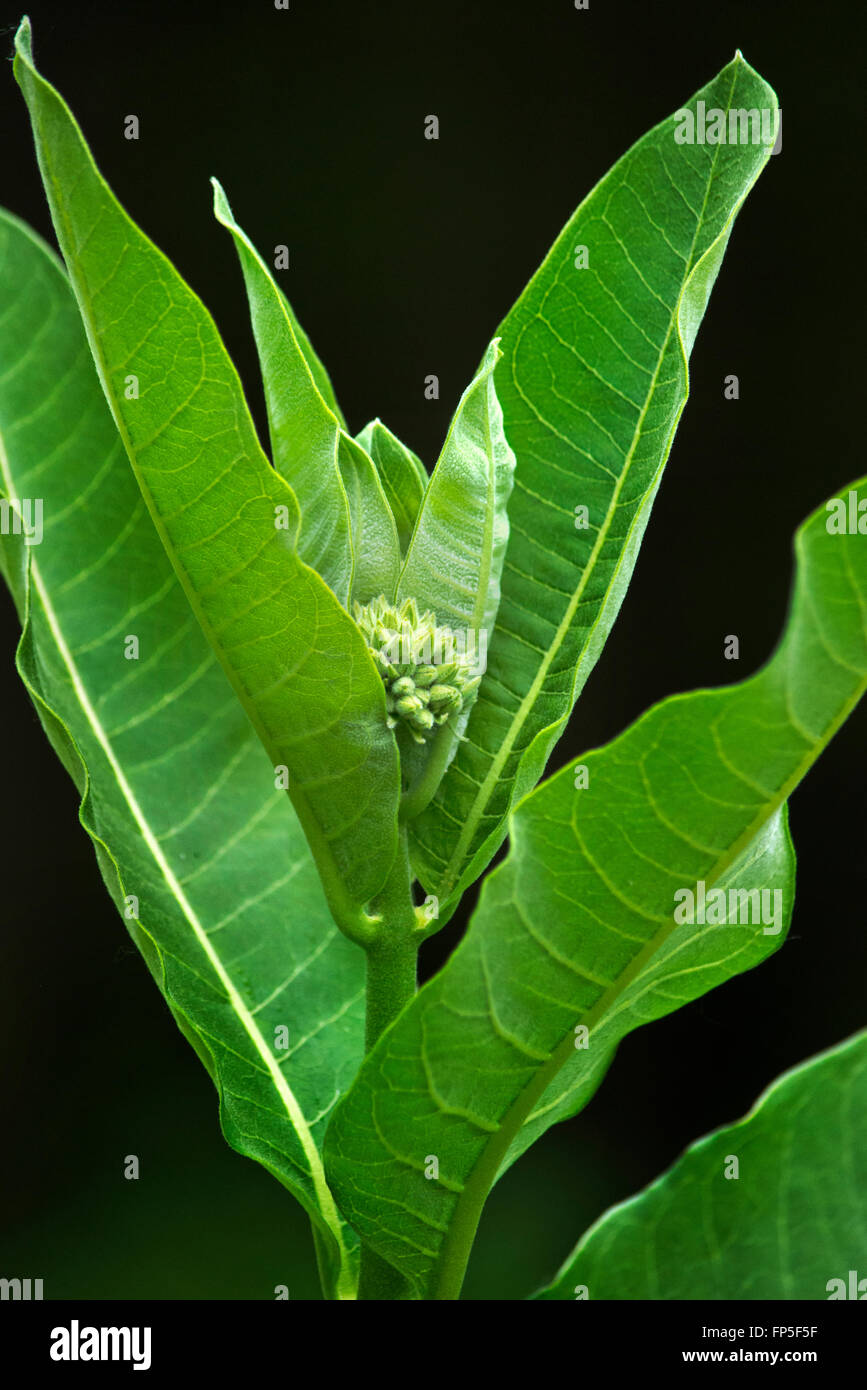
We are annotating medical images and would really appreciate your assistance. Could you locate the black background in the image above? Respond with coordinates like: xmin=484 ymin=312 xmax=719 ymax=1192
xmin=0 ymin=0 xmax=864 ymax=1300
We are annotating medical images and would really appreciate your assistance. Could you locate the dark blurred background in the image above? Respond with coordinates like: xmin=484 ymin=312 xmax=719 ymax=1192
xmin=0 ymin=0 xmax=863 ymax=1300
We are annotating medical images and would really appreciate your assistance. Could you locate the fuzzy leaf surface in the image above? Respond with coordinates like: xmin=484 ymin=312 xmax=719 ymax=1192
xmin=355 ymin=418 xmax=427 ymax=557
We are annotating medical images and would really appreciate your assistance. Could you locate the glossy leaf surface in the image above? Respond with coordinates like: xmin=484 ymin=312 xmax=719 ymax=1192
xmin=15 ymin=22 xmax=400 ymax=913
xmin=535 ymin=1031 xmax=867 ymax=1300
xmin=325 ymin=481 xmax=867 ymax=1298
xmin=411 ymin=54 xmax=781 ymax=909
xmin=0 ymin=209 xmax=362 ymax=1298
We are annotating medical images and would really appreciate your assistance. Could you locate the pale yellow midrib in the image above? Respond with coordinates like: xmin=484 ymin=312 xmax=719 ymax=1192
xmin=0 ymin=427 xmax=351 ymax=1289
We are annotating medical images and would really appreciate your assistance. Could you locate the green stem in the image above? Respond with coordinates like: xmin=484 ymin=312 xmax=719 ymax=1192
xmin=399 ymin=723 xmax=457 ymax=821
xmin=311 ymin=1222 xmax=338 ymax=1301
xmin=364 ymin=928 xmax=419 ymax=1051
xmin=357 ymin=824 xmax=420 ymax=1298
xmin=363 ymin=824 xmax=419 ymax=1049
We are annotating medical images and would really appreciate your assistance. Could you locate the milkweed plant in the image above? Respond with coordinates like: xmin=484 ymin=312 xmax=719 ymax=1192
xmin=1 ymin=18 xmax=865 ymax=1301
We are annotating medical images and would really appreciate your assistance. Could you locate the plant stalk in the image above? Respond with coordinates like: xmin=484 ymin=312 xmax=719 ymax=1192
xmin=364 ymin=929 xmax=419 ymax=1051
xmin=356 ymin=824 xmax=420 ymax=1297
xmin=399 ymin=722 xmax=457 ymax=821
xmin=363 ymin=824 xmax=419 ymax=1050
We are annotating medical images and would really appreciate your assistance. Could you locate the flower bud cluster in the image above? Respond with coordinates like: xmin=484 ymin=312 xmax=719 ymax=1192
xmin=354 ymin=595 xmax=480 ymax=744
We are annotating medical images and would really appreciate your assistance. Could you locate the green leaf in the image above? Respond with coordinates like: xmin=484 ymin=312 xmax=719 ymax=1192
xmin=213 ymin=180 xmax=402 ymax=606
xmin=337 ymin=431 xmax=402 ymax=605
xmin=324 ymin=480 xmax=867 ymax=1299
xmin=355 ymin=418 xmax=427 ymax=556
xmin=397 ymin=340 xmax=514 ymax=638
xmin=534 ymin=1030 xmax=867 ymax=1300
xmin=253 ymin=262 xmax=347 ymax=433
xmin=14 ymin=19 xmax=400 ymax=918
xmin=211 ymin=179 xmax=353 ymax=605
xmin=213 ymin=193 xmax=346 ymax=430
xmin=410 ymin=53 xmax=781 ymax=907
xmin=392 ymin=340 xmax=515 ymax=818
xmin=0 ymin=208 xmax=362 ymax=1299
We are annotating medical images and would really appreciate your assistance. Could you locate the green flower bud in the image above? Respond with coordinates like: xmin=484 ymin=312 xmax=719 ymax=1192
xmin=428 ymin=683 xmax=461 ymax=707
xmin=434 ymin=662 xmax=459 ymax=683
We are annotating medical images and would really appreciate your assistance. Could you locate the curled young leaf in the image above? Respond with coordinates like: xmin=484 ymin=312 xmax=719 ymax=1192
xmin=212 ymin=179 xmax=354 ymax=604
xmin=395 ymin=338 xmax=516 ymax=817
xmin=337 ymin=432 xmax=402 ymax=605
xmin=355 ymin=418 xmax=428 ymax=557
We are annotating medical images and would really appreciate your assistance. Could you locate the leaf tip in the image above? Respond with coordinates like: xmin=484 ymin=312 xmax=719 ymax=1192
xmin=15 ymin=14 xmax=32 ymax=45
xmin=14 ymin=14 xmax=33 ymax=64
xmin=726 ymin=48 xmax=777 ymax=106
xmin=210 ymin=176 xmax=231 ymax=221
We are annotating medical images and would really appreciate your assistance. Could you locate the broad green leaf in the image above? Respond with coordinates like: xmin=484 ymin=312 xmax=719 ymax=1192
xmin=499 ymin=808 xmax=793 ymax=1178
xmin=14 ymin=20 xmax=400 ymax=915
xmin=534 ymin=1030 xmax=867 ymax=1300
xmin=0 ymin=208 xmax=362 ymax=1299
xmin=411 ymin=54 xmax=781 ymax=908
xmin=337 ymin=431 xmax=402 ymax=605
xmin=355 ymin=417 xmax=428 ymax=556
xmin=211 ymin=179 xmax=353 ymax=605
xmin=324 ymin=482 xmax=867 ymax=1299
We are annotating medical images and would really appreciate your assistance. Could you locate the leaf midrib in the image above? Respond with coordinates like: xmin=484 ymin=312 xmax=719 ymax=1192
xmin=22 ymin=55 xmax=393 ymax=924
xmin=0 ymin=424 xmax=355 ymax=1297
xmin=431 ymin=632 xmax=867 ymax=1298
xmin=433 ymin=70 xmax=745 ymax=902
